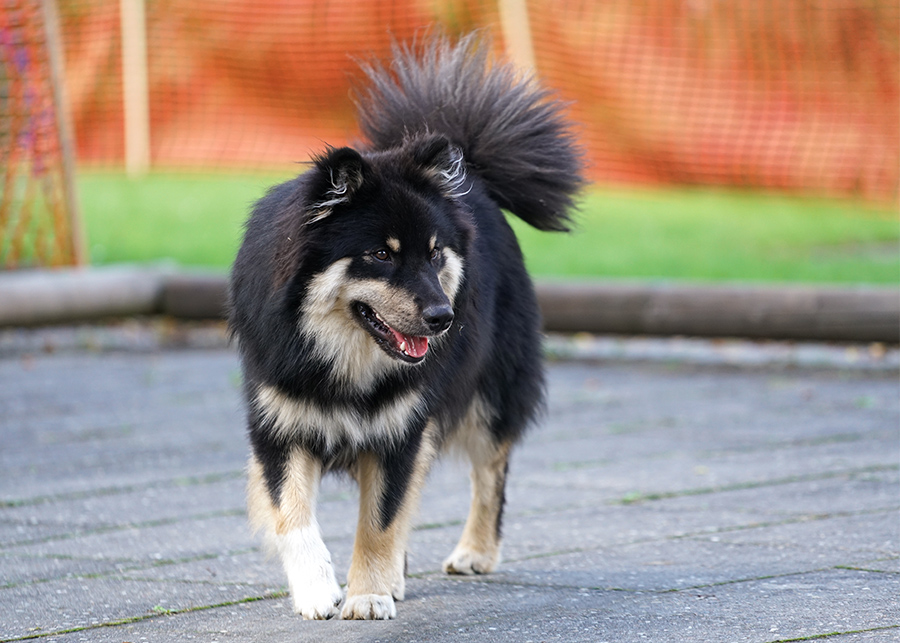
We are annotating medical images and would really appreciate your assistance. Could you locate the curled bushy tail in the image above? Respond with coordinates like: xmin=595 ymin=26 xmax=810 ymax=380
xmin=355 ymin=33 xmax=584 ymax=231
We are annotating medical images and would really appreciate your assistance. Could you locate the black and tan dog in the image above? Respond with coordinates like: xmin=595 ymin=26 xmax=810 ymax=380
xmin=228 ymin=33 xmax=582 ymax=620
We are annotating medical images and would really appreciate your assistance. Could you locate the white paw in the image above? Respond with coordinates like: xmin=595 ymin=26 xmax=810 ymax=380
xmin=278 ymin=527 xmax=344 ymax=620
xmin=341 ymin=593 xmax=396 ymax=620
xmin=292 ymin=580 xmax=344 ymax=620
xmin=442 ymin=546 xmax=499 ymax=575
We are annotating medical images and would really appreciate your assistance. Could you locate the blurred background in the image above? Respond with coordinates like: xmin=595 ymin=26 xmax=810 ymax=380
xmin=1 ymin=0 xmax=898 ymax=285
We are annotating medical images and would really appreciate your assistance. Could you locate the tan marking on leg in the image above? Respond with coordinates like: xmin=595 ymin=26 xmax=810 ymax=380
xmin=248 ymin=450 xmax=343 ymax=619
xmin=444 ymin=398 xmax=510 ymax=575
xmin=342 ymin=425 xmax=439 ymax=619
xmin=273 ymin=447 xmax=320 ymax=534
xmin=246 ymin=454 xmax=278 ymax=538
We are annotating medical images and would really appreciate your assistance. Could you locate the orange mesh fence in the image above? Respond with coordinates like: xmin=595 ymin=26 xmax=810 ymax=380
xmin=45 ymin=1 xmax=900 ymax=204
xmin=1 ymin=0 xmax=82 ymax=269
xmin=534 ymin=1 xmax=899 ymax=201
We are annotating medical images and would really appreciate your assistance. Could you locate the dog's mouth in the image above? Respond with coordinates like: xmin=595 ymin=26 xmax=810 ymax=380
xmin=354 ymin=302 xmax=429 ymax=364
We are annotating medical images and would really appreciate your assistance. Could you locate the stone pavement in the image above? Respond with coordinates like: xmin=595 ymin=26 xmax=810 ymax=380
xmin=0 ymin=338 xmax=898 ymax=642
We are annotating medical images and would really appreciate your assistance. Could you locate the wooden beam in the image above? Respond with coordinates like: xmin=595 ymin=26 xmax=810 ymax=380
xmin=42 ymin=0 xmax=87 ymax=265
xmin=120 ymin=0 xmax=150 ymax=176
xmin=498 ymin=0 xmax=536 ymax=70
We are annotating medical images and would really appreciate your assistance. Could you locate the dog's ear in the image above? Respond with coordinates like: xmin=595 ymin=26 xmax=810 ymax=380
xmin=411 ymin=135 xmax=467 ymax=199
xmin=306 ymin=147 xmax=367 ymax=224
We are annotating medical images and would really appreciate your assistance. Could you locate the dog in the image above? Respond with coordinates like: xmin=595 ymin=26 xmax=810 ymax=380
xmin=228 ymin=33 xmax=582 ymax=620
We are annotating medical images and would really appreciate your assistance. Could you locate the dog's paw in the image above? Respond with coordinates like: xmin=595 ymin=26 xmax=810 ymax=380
xmin=279 ymin=527 xmax=344 ymax=619
xmin=341 ymin=593 xmax=396 ymax=620
xmin=290 ymin=574 xmax=344 ymax=620
xmin=442 ymin=546 xmax=499 ymax=575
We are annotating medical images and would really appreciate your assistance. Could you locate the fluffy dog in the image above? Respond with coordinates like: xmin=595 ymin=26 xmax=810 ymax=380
xmin=228 ymin=33 xmax=582 ymax=620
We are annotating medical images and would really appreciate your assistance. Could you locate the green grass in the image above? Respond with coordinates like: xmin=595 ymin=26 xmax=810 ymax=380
xmin=78 ymin=171 xmax=899 ymax=284
xmin=78 ymin=170 xmax=287 ymax=268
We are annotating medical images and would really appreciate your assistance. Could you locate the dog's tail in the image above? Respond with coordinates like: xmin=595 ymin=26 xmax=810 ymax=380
xmin=355 ymin=33 xmax=584 ymax=232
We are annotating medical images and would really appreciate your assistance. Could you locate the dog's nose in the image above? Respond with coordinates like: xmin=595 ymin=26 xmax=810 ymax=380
xmin=422 ymin=304 xmax=454 ymax=333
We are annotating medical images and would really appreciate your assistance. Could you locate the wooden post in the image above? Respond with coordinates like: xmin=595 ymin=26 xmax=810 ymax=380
xmin=42 ymin=0 xmax=88 ymax=265
xmin=498 ymin=0 xmax=536 ymax=70
xmin=120 ymin=0 xmax=150 ymax=176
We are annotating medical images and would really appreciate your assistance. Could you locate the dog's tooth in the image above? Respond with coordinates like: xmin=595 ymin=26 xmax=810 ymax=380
xmin=399 ymin=341 xmax=407 ymax=353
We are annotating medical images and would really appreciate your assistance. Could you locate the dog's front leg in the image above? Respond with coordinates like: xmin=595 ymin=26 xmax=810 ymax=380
xmin=343 ymin=428 xmax=436 ymax=619
xmin=247 ymin=447 xmax=343 ymax=619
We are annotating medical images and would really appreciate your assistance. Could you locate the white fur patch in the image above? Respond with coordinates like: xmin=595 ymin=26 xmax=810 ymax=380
xmin=277 ymin=526 xmax=344 ymax=619
xmin=439 ymin=248 xmax=465 ymax=304
xmin=255 ymin=384 xmax=423 ymax=451
xmin=435 ymin=146 xmax=469 ymax=199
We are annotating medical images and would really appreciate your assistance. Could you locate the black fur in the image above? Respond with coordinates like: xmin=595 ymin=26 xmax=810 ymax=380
xmin=229 ymin=34 xmax=582 ymax=531
xmin=356 ymin=32 xmax=584 ymax=230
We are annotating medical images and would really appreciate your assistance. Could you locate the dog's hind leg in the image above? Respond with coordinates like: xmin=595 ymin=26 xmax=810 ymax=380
xmin=342 ymin=424 xmax=438 ymax=619
xmin=247 ymin=448 xmax=343 ymax=620
xmin=443 ymin=399 xmax=511 ymax=575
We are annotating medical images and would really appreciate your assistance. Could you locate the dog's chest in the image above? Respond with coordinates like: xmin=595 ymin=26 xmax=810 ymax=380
xmin=254 ymin=384 xmax=423 ymax=450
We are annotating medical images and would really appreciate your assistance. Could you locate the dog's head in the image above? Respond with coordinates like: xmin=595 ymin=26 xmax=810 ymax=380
xmin=275 ymin=135 xmax=474 ymax=377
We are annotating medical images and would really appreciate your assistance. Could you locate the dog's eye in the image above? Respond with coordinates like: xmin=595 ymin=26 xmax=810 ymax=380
xmin=430 ymin=247 xmax=441 ymax=262
xmin=373 ymin=249 xmax=391 ymax=262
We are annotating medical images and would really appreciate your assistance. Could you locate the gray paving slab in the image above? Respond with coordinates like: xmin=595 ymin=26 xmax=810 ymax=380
xmin=1 ymin=345 xmax=898 ymax=642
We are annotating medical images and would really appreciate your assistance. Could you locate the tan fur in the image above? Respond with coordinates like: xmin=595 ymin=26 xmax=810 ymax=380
xmin=386 ymin=237 xmax=401 ymax=253
xmin=276 ymin=448 xmax=322 ymax=533
xmin=443 ymin=397 xmax=510 ymax=574
xmin=342 ymin=422 xmax=440 ymax=619
xmin=246 ymin=455 xmax=277 ymax=537
xmin=247 ymin=448 xmax=323 ymax=544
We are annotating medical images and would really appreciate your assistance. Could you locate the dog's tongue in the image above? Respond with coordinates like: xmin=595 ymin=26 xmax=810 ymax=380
xmin=390 ymin=329 xmax=429 ymax=358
